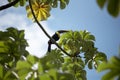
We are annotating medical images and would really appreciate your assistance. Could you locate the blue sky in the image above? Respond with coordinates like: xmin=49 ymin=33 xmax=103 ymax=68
xmin=48 ymin=1 xmax=120 ymax=79
xmin=0 ymin=0 xmax=120 ymax=80
xmin=48 ymin=0 xmax=120 ymax=57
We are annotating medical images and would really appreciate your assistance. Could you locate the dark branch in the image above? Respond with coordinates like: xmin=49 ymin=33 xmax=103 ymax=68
xmin=0 ymin=0 xmax=19 ymax=11
xmin=28 ymin=0 xmax=72 ymax=57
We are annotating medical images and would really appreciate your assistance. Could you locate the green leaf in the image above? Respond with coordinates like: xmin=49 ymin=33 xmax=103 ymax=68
xmin=97 ymin=56 xmax=120 ymax=80
xmin=0 ymin=41 xmax=9 ymax=53
xmin=102 ymin=70 xmax=119 ymax=80
xmin=97 ymin=0 xmax=106 ymax=8
xmin=51 ymin=0 xmax=58 ymax=8
xmin=88 ymin=60 xmax=93 ymax=69
xmin=107 ymin=0 xmax=120 ymax=17
xmin=16 ymin=61 xmax=31 ymax=70
xmin=60 ymin=0 xmax=66 ymax=9
xmin=94 ymin=52 xmax=107 ymax=69
xmin=39 ymin=74 xmax=51 ymax=80
xmin=96 ymin=0 xmax=120 ymax=17
xmin=8 ymin=0 xmax=27 ymax=7
xmin=0 ymin=27 xmax=29 ymax=63
xmin=27 ymin=55 xmax=38 ymax=65
xmin=80 ymin=70 xmax=87 ymax=80
xmin=74 ymin=31 xmax=82 ymax=41
xmin=4 ymin=71 xmax=17 ymax=80
xmin=20 ymin=0 xmax=26 ymax=6
xmin=13 ymin=2 xmax=19 ymax=7
xmin=65 ymin=0 xmax=70 ymax=5
xmin=97 ymin=62 xmax=110 ymax=72
xmin=60 ymin=0 xmax=69 ymax=9
xmin=26 ymin=0 xmax=51 ymax=21
xmin=95 ymin=52 xmax=107 ymax=62
xmin=48 ymin=69 xmax=57 ymax=80
xmin=84 ymin=34 xmax=95 ymax=41
xmin=80 ymin=30 xmax=89 ymax=40
xmin=111 ymin=56 xmax=120 ymax=67
xmin=17 ymin=69 xmax=31 ymax=80
xmin=58 ymin=73 xmax=74 ymax=80
xmin=0 ymin=65 xmax=3 ymax=79
xmin=19 ymin=30 xmax=25 ymax=39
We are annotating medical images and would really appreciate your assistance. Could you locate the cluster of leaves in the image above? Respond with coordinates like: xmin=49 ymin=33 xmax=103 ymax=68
xmin=97 ymin=55 xmax=120 ymax=80
xmin=26 ymin=0 xmax=51 ymax=21
xmin=16 ymin=49 xmax=74 ymax=80
xmin=8 ymin=0 xmax=69 ymax=9
xmin=96 ymin=0 xmax=120 ymax=17
xmin=26 ymin=0 xmax=69 ymax=21
xmin=40 ymin=0 xmax=70 ymax=9
xmin=7 ymin=0 xmax=120 ymax=21
xmin=8 ymin=0 xmax=27 ymax=7
xmin=0 ymin=0 xmax=119 ymax=80
xmin=59 ymin=30 xmax=107 ymax=69
xmin=0 ymin=27 xmax=29 ymax=65
xmin=0 ymin=28 xmax=107 ymax=80
xmin=8 ymin=0 xmax=69 ymax=21
xmin=0 ymin=27 xmax=29 ymax=79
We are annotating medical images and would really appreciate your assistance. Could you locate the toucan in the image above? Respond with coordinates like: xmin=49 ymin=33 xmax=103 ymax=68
xmin=48 ymin=30 xmax=69 ymax=52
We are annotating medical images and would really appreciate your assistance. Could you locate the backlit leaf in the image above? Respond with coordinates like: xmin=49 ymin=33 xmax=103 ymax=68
xmin=0 ymin=65 xmax=3 ymax=79
xmin=60 ymin=0 xmax=69 ymax=9
xmin=39 ymin=74 xmax=51 ymax=80
xmin=107 ymin=0 xmax=120 ymax=17
xmin=102 ymin=71 xmax=119 ymax=80
xmin=88 ymin=60 xmax=93 ymax=69
xmin=26 ymin=0 xmax=51 ymax=21
xmin=97 ymin=56 xmax=120 ymax=80
xmin=97 ymin=0 xmax=106 ymax=8
xmin=8 ymin=0 xmax=27 ymax=7
xmin=16 ymin=61 xmax=31 ymax=70
xmin=96 ymin=0 xmax=120 ymax=17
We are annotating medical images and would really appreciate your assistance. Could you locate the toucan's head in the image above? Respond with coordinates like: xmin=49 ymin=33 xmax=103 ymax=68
xmin=48 ymin=32 xmax=60 ymax=44
xmin=48 ymin=30 xmax=69 ymax=44
xmin=48 ymin=30 xmax=69 ymax=52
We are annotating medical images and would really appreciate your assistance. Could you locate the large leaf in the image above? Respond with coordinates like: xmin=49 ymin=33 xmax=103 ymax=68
xmin=96 ymin=0 xmax=120 ymax=17
xmin=97 ymin=56 xmax=120 ymax=80
xmin=39 ymin=74 xmax=51 ymax=80
xmin=41 ymin=0 xmax=69 ymax=9
xmin=107 ymin=0 xmax=120 ymax=17
xmin=8 ymin=0 xmax=26 ymax=7
xmin=16 ymin=55 xmax=39 ymax=79
xmin=0 ymin=27 xmax=29 ymax=66
xmin=60 ymin=0 xmax=70 ymax=9
xmin=97 ymin=0 xmax=106 ymax=8
xmin=0 ymin=65 xmax=3 ymax=79
xmin=0 ymin=65 xmax=17 ymax=80
xmin=26 ymin=0 xmax=51 ymax=21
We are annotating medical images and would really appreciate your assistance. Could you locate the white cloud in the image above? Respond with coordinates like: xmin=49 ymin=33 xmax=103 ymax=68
xmin=0 ymin=11 xmax=54 ymax=57
xmin=0 ymin=0 xmax=8 ymax=5
xmin=25 ymin=23 xmax=54 ymax=57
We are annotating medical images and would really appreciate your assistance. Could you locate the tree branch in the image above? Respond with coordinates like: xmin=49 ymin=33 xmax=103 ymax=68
xmin=0 ymin=0 xmax=19 ymax=11
xmin=28 ymin=0 xmax=72 ymax=57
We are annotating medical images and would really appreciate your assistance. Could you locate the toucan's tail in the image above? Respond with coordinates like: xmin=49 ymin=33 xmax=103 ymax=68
xmin=48 ymin=42 xmax=51 ymax=52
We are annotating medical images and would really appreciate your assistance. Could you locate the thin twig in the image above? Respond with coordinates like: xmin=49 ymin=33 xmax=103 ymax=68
xmin=0 ymin=0 xmax=19 ymax=11
xmin=28 ymin=0 xmax=72 ymax=57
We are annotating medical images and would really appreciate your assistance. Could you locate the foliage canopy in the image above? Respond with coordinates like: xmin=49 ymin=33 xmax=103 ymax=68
xmin=0 ymin=27 xmax=107 ymax=80
xmin=0 ymin=0 xmax=119 ymax=80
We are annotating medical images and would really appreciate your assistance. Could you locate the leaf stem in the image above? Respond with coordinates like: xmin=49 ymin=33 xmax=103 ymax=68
xmin=0 ymin=0 xmax=19 ymax=11
xmin=28 ymin=0 xmax=72 ymax=57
